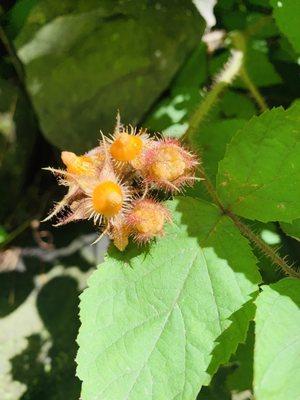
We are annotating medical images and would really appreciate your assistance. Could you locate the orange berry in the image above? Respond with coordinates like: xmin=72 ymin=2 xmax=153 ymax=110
xmin=61 ymin=151 xmax=94 ymax=175
xmin=110 ymin=133 xmax=143 ymax=162
xmin=92 ymin=181 xmax=123 ymax=217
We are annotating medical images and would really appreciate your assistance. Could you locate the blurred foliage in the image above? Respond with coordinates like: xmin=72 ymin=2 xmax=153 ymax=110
xmin=0 ymin=77 xmax=37 ymax=221
xmin=6 ymin=0 xmax=204 ymax=151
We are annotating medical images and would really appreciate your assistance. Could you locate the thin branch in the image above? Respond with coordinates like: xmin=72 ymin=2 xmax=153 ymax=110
xmin=182 ymin=49 xmax=243 ymax=143
xmin=240 ymin=67 xmax=268 ymax=112
xmin=227 ymin=210 xmax=300 ymax=279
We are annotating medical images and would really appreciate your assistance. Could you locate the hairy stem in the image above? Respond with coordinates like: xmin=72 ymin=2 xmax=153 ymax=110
xmin=197 ymin=165 xmax=225 ymax=212
xmin=227 ymin=211 xmax=300 ymax=279
xmin=240 ymin=67 xmax=268 ymax=112
xmin=182 ymin=49 xmax=243 ymax=143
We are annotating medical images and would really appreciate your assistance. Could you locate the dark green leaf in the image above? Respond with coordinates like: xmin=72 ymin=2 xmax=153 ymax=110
xmin=12 ymin=0 xmax=204 ymax=151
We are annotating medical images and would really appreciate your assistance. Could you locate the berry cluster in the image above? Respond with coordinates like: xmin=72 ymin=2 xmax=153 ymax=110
xmin=43 ymin=115 xmax=199 ymax=251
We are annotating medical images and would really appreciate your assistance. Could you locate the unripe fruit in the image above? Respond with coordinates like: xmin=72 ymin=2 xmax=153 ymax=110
xmin=61 ymin=151 xmax=94 ymax=175
xmin=149 ymin=146 xmax=186 ymax=182
xmin=141 ymin=139 xmax=198 ymax=192
xmin=92 ymin=181 xmax=123 ymax=217
xmin=110 ymin=132 xmax=143 ymax=162
xmin=126 ymin=199 xmax=170 ymax=243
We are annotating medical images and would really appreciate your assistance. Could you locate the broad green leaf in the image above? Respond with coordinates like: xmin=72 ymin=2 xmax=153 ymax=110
xmin=77 ymin=197 xmax=260 ymax=400
xmin=271 ymin=0 xmax=300 ymax=54
xmin=280 ymin=219 xmax=300 ymax=241
xmin=254 ymin=278 xmax=300 ymax=400
xmin=11 ymin=0 xmax=204 ymax=151
xmin=217 ymin=105 xmax=300 ymax=222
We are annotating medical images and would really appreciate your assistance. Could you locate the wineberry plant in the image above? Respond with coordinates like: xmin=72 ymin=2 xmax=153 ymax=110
xmin=48 ymin=63 xmax=300 ymax=400
xmin=74 ymin=8 xmax=300 ymax=400
xmin=41 ymin=5 xmax=300 ymax=400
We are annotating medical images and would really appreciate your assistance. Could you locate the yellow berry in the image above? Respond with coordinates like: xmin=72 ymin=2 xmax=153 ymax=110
xmin=92 ymin=181 xmax=123 ymax=217
xmin=150 ymin=146 xmax=186 ymax=182
xmin=110 ymin=133 xmax=143 ymax=162
xmin=61 ymin=151 xmax=94 ymax=175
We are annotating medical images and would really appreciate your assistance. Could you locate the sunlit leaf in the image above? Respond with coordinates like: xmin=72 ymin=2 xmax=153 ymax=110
xmin=254 ymin=278 xmax=300 ymax=400
xmin=77 ymin=197 xmax=260 ymax=400
xmin=217 ymin=104 xmax=300 ymax=222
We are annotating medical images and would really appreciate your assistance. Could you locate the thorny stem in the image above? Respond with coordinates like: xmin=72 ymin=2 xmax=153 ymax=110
xmin=194 ymin=162 xmax=300 ymax=279
xmin=182 ymin=81 xmax=227 ymax=142
xmin=182 ymin=48 xmax=243 ymax=142
xmin=197 ymin=165 xmax=224 ymax=212
xmin=227 ymin=211 xmax=300 ymax=279
xmin=183 ymin=42 xmax=299 ymax=279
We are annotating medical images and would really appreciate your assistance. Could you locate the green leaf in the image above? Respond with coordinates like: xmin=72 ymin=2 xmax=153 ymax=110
xmin=227 ymin=322 xmax=254 ymax=392
xmin=77 ymin=197 xmax=260 ymax=400
xmin=280 ymin=219 xmax=300 ymax=241
xmin=217 ymin=105 xmax=300 ymax=222
xmin=11 ymin=0 xmax=204 ymax=151
xmin=254 ymin=278 xmax=300 ymax=400
xmin=271 ymin=0 xmax=300 ymax=54
xmin=0 ymin=77 xmax=37 ymax=221
xmin=171 ymin=43 xmax=207 ymax=95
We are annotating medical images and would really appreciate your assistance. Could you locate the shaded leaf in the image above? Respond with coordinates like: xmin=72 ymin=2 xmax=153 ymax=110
xmin=77 ymin=197 xmax=260 ymax=400
xmin=280 ymin=219 xmax=300 ymax=241
xmin=11 ymin=0 xmax=204 ymax=151
xmin=0 ymin=77 xmax=37 ymax=221
xmin=187 ymin=119 xmax=246 ymax=201
xmin=217 ymin=104 xmax=300 ymax=222
xmin=271 ymin=0 xmax=300 ymax=54
xmin=254 ymin=278 xmax=300 ymax=400
xmin=227 ymin=322 xmax=254 ymax=392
